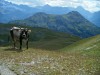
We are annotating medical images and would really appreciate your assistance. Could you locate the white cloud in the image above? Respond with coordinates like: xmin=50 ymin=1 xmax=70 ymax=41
xmin=5 ymin=0 xmax=100 ymax=12
xmin=5 ymin=0 xmax=44 ymax=6
xmin=43 ymin=0 xmax=66 ymax=6
xmin=81 ymin=0 xmax=100 ymax=12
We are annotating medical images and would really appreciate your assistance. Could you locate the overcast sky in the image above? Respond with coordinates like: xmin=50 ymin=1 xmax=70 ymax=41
xmin=5 ymin=0 xmax=100 ymax=12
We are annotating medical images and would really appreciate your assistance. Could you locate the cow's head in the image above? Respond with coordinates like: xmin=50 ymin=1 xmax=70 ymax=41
xmin=21 ymin=28 xmax=31 ymax=39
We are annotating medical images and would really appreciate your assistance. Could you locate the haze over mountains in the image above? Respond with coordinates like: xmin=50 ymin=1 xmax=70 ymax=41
xmin=0 ymin=0 xmax=100 ymax=27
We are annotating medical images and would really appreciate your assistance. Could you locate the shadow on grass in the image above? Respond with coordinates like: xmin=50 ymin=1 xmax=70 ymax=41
xmin=1 ymin=42 xmax=73 ymax=52
xmin=1 ymin=42 xmax=24 ymax=52
xmin=4 ymin=47 xmax=23 ymax=52
xmin=1 ymin=40 xmax=75 ymax=52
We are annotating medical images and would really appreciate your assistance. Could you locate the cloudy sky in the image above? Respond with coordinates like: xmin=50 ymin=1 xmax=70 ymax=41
xmin=5 ymin=0 xmax=100 ymax=12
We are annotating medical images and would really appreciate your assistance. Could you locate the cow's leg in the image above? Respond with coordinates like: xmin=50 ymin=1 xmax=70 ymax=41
xmin=10 ymin=30 xmax=15 ymax=48
xmin=20 ymin=39 xmax=22 ymax=50
xmin=14 ymin=41 xmax=16 ymax=49
xmin=14 ymin=41 xmax=19 ymax=49
xmin=26 ymin=39 xmax=28 ymax=49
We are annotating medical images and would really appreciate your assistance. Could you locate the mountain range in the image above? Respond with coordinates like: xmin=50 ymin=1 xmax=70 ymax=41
xmin=0 ymin=0 xmax=100 ymax=27
xmin=9 ymin=11 xmax=100 ymax=38
xmin=0 ymin=0 xmax=35 ymax=23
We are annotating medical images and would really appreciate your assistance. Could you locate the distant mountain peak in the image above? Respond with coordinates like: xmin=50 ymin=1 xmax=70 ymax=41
xmin=34 ymin=12 xmax=48 ymax=15
xmin=44 ymin=4 xmax=51 ymax=7
xmin=77 ymin=6 xmax=84 ymax=10
xmin=27 ymin=12 xmax=48 ymax=20
xmin=0 ymin=0 xmax=11 ymax=6
xmin=42 ymin=4 xmax=52 ymax=9
xmin=67 ymin=11 xmax=81 ymax=16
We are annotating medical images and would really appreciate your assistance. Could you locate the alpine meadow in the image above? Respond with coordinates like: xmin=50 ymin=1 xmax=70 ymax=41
xmin=0 ymin=0 xmax=100 ymax=75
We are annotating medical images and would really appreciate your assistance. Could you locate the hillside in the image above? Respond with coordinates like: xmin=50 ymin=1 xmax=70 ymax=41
xmin=0 ymin=23 xmax=80 ymax=50
xmin=0 ymin=34 xmax=100 ymax=75
xmin=10 ymin=11 xmax=100 ymax=38
xmin=62 ymin=34 xmax=100 ymax=54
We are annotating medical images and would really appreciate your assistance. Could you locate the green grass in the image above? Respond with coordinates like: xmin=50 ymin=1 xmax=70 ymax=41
xmin=0 ymin=23 xmax=100 ymax=75
xmin=0 ymin=35 xmax=100 ymax=75
xmin=0 ymin=47 xmax=99 ymax=75
xmin=62 ymin=35 xmax=100 ymax=55
xmin=0 ymin=23 xmax=80 ymax=49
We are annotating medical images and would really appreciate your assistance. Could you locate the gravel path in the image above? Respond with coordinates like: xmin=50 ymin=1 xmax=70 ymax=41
xmin=0 ymin=64 xmax=17 ymax=75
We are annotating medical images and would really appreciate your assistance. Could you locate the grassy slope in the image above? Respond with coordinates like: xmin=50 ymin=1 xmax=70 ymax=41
xmin=62 ymin=34 xmax=100 ymax=56
xmin=0 ymin=35 xmax=100 ymax=75
xmin=0 ymin=23 xmax=80 ymax=50
xmin=0 ymin=31 xmax=100 ymax=75
xmin=61 ymin=34 xmax=100 ymax=75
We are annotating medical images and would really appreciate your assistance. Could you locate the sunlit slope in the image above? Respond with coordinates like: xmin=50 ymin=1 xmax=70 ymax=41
xmin=62 ymin=35 xmax=100 ymax=56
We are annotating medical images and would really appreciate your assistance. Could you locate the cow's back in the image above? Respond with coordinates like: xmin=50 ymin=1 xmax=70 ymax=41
xmin=10 ymin=27 xmax=21 ymax=41
xmin=13 ymin=29 xmax=21 ymax=37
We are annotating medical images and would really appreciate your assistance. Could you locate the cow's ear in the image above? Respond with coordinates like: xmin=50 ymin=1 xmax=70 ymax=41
xmin=28 ymin=30 xmax=31 ymax=33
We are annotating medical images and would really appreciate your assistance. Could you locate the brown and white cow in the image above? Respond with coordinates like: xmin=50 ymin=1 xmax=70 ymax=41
xmin=10 ymin=27 xmax=31 ymax=50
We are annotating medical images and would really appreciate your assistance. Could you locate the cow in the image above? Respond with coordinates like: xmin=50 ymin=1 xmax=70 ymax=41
xmin=10 ymin=27 xmax=31 ymax=50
